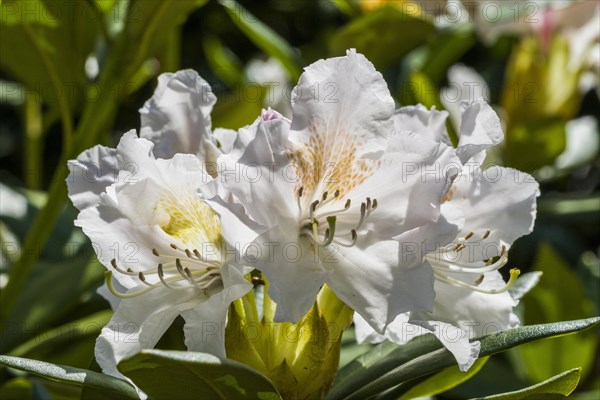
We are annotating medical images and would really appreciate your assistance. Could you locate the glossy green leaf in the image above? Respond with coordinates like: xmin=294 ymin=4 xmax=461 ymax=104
xmin=397 ymin=356 xmax=489 ymax=399
xmin=330 ymin=6 xmax=434 ymax=69
xmin=118 ymin=349 xmax=282 ymax=400
xmin=0 ymin=355 xmax=137 ymax=400
xmin=220 ymin=0 xmax=302 ymax=81
xmin=477 ymin=368 xmax=580 ymax=399
xmin=328 ymin=317 xmax=600 ymax=400
xmin=516 ymin=243 xmax=596 ymax=383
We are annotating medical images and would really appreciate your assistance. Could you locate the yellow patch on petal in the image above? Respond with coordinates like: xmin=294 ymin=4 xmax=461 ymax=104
xmin=156 ymin=193 xmax=222 ymax=250
xmin=292 ymin=127 xmax=378 ymax=198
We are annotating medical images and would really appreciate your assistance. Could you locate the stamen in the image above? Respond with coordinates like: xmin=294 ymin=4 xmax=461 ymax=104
xmin=152 ymin=248 xmax=160 ymax=257
xmin=372 ymin=199 xmax=378 ymax=210
xmin=454 ymin=243 xmax=466 ymax=252
xmin=355 ymin=202 xmax=366 ymax=230
xmin=105 ymin=271 xmax=155 ymax=298
xmin=464 ymin=232 xmax=474 ymax=241
xmin=184 ymin=267 xmax=198 ymax=286
xmin=310 ymin=200 xmax=320 ymax=222
xmin=185 ymin=249 xmax=193 ymax=258
xmin=176 ymin=258 xmax=190 ymax=281
xmin=322 ymin=191 xmax=328 ymax=201
xmin=335 ymin=229 xmax=357 ymax=247
xmin=297 ymin=186 xmax=304 ymax=212
xmin=474 ymin=275 xmax=484 ymax=285
xmin=344 ymin=199 xmax=351 ymax=209
xmin=170 ymin=243 xmax=178 ymax=250
xmin=482 ymin=230 xmax=490 ymax=239
xmin=157 ymin=264 xmax=173 ymax=288
xmin=321 ymin=216 xmax=337 ymax=247
xmin=312 ymin=221 xmax=320 ymax=243
xmin=111 ymin=258 xmax=137 ymax=276
xmin=334 ymin=189 xmax=340 ymax=198
xmin=435 ymin=268 xmax=520 ymax=294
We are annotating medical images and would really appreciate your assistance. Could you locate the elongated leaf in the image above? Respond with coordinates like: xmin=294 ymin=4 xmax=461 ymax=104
xmin=118 ymin=349 xmax=281 ymax=400
xmin=328 ymin=317 xmax=600 ymax=400
xmin=477 ymin=368 xmax=581 ymax=399
xmin=330 ymin=335 xmax=441 ymax=399
xmin=220 ymin=0 xmax=302 ymax=81
xmin=0 ymin=355 xmax=137 ymax=400
xmin=397 ymin=357 xmax=489 ymax=399
xmin=330 ymin=6 xmax=434 ymax=69
xmin=516 ymin=243 xmax=596 ymax=383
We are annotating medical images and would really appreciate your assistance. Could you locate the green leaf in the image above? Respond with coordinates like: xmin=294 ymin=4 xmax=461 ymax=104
xmin=477 ymin=368 xmax=581 ymax=399
xmin=328 ymin=317 xmax=600 ymax=400
xmin=0 ymin=355 xmax=138 ymax=400
xmin=0 ymin=0 xmax=58 ymax=26
xmin=8 ymin=310 xmax=112 ymax=369
xmin=505 ymin=118 xmax=567 ymax=172
xmin=0 ymin=0 xmax=100 ymax=112
xmin=330 ymin=6 xmax=434 ymax=70
xmin=118 ymin=349 xmax=282 ymax=400
xmin=219 ymin=0 xmax=302 ymax=81
xmin=397 ymin=357 xmax=489 ymax=399
xmin=0 ymin=377 xmax=33 ymax=400
xmin=515 ymin=243 xmax=597 ymax=383
xmin=212 ymin=85 xmax=266 ymax=130
xmin=202 ymin=35 xmax=244 ymax=87
xmin=339 ymin=329 xmax=373 ymax=368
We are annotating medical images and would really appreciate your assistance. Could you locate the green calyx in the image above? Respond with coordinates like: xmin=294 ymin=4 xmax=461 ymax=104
xmin=225 ymin=278 xmax=354 ymax=400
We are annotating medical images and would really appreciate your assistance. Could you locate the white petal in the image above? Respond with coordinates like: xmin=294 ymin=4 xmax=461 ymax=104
xmin=409 ymin=318 xmax=481 ymax=371
xmin=97 ymin=282 xmax=122 ymax=311
xmin=75 ymin=192 xmax=158 ymax=288
xmin=95 ymin=286 xmax=199 ymax=380
xmin=430 ymin=271 xmax=519 ymax=339
xmin=348 ymin=131 xmax=460 ymax=238
xmin=216 ymin=117 xmax=297 ymax=229
xmin=181 ymin=263 xmax=252 ymax=356
xmin=450 ymin=166 xmax=539 ymax=253
xmin=555 ymin=116 xmax=599 ymax=169
xmin=67 ymin=145 xmax=117 ymax=211
xmin=139 ymin=70 xmax=218 ymax=161
xmin=290 ymin=49 xmax=395 ymax=158
xmin=205 ymin=196 xmax=264 ymax=254
xmin=328 ymin=241 xmax=435 ymax=334
xmin=253 ymin=229 xmax=328 ymax=323
xmin=353 ymin=313 xmax=388 ymax=344
xmin=456 ymin=99 xmax=503 ymax=164
xmin=212 ymin=128 xmax=237 ymax=155
xmin=393 ymin=208 xmax=464 ymax=268
xmin=441 ymin=65 xmax=490 ymax=131
xmin=393 ymin=105 xmax=452 ymax=146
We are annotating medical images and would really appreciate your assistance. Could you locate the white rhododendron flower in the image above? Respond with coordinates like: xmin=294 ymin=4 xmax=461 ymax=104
xmin=138 ymin=69 xmax=237 ymax=164
xmin=355 ymin=100 xmax=540 ymax=370
xmin=66 ymin=72 xmax=260 ymax=385
xmin=217 ymin=50 xmax=460 ymax=333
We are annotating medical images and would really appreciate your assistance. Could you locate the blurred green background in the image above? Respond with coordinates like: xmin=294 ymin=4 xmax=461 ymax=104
xmin=0 ymin=0 xmax=598 ymax=398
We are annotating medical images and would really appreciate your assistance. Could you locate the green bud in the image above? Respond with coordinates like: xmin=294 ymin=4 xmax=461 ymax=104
xmin=225 ymin=279 xmax=353 ymax=399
